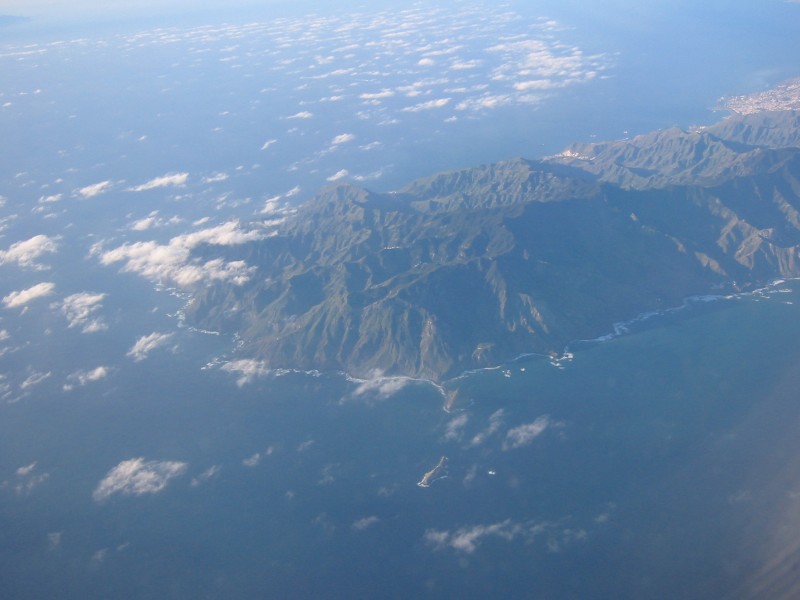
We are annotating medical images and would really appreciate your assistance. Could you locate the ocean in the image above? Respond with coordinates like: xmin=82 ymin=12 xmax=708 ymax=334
xmin=4 ymin=1 xmax=800 ymax=597
xmin=3 ymin=280 xmax=800 ymax=599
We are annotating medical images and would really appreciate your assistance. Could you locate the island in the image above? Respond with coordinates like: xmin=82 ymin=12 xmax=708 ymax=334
xmin=417 ymin=457 xmax=448 ymax=488
xmin=184 ymin=106 xmax=800 ymax=382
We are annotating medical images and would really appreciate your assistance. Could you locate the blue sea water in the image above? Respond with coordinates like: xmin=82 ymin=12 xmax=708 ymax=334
xmin=4 ymin=280 xmax=800 ymax=599
xmin=3 ymin=2 xmax=800 ymax=598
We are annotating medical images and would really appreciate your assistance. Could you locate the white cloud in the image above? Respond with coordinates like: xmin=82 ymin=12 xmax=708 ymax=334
xmin=0 ymin=329 xmax=9 ymax=341
xmin=327 ymin=169 xmax=349 ymax=182
xmin=513 ymin=79 xmax=558 ymax=91
xmin=3 ymin=282 xmax=55 ymax=309
xmin=402 ymin=98 xmax=451 ymax=112
xmin=126 ymin=332 xmax=174 ymax=362
xmin=418 ymin=58 xmax=435 ymax=66
xmin=59 ymin=292 xmax=106 ymax=330
xmin=451 ymin=60 xmax=482 ymax=70
xmin=0 ymin=234 xmax=58 ymax=269
xmin=297 ymin=439 xmax=315 ymax=452
xmin=21 ymin=370 xmax=51 ymax=390
xmin=221 ymin=359 xmax=270 ymax=386
xmin=424 ymin=519 xmax=584 ymax=555
xmin=425 ymin=520 xmax=521 ymax=554
xmin=64 ymin=366 xmax=110 ymax=390
xmin=443 ymin=413 xmax=469 ymax=442
xmin=81 ymin=319 xmax=108 ymax=333
xmin=242 ymin=452 xmax=262 ymax=467
xmin=348 ymin=370 xmax=410 ymax=401
xmin=14 ymin=461 xmax=49 ymax=496
xmin=16 ymin=462 xmax=37 ymax=477
xmin=502 ymin=415 xmax=551 ymax=450
xmin=127 ymin=172 xmax=189 ymax=192
xmin=202 ymin=172 xmax=229 ymax=183
xmin=469 ymin=409 xmax=505 ymax=447
xmin=331 ymin=133 xmax=356 ymax=145
xmin=287 ymin=111 xmax=313 ymax=119
xmin=352 ymin=516 xmax=380 ymax=531
xmin=128 ymin=212 xmax=182 ymax=231
xmin=130 ymin=216 xmax=157 ymax=231
xmin=77 ymin=180 xmax=112 ymax=198
xmin=360 ymin=90 xmax=395 ymax=100
xmin=456 ymin=94 xmax=514 ymax=111
xmin=260 ymin=139 xmax=278 ymax=150
xmin=97 ymin=221 xmax=268 ymax=288
xmin=92 ymin=458 xmax=188 ymax=502
xmin=191 ymin=465 xmax=222 ymax=487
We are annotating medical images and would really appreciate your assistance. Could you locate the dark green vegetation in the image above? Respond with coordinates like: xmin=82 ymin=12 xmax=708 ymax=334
xmin=186 ymin=110 xmax=800 ymax=381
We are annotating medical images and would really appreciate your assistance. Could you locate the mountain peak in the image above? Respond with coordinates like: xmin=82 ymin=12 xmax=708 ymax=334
xmin=185 ymin=110 xmax=800 ymax=381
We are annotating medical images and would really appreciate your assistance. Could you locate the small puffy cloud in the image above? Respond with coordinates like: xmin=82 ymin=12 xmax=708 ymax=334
xmin=221 ymin=359 xmax=270 ymax=386
xmin=260 ymin=139 xmax=278 ymax=150
xmin=456 ymin=94 xmax=514 ymax=111
xmin=127 ymin=172 xmax=189 ymax=192
xmin=64 ymin=366 xmax=110 ymax=390
xmin=21 ymin=370 xmax=51 ymax=390
xmin=425 ymin=520 xmax=520 ymax=554
xmin=331 ymin=133 xmax=356 ymax=145
xmin=16 ymin=462 xmax=38 ymax=477
xmin=126 ymin=332 xmax=174 ymax=362
xmin=97 ymin=221 xmax=268 ymax=288
xmin=297 ymin=439 xmax=315 ymax=452
xmin=443 ymin=413 xmax=469 ymax=442
xmin=0 ymin=329 xmax=9 ymax=341
xmin=418 ymin=58 xmax=435 ymax=66
xmin=260 ymin=196 xmax=282 ymax=215
xmin=513 ymin=79 xmax=558 ymax=91
xmin=348 ymin=370 xmax=410 ymax=401
xmin=424 ymin=519 xmax=582 ymax=555
xmin=502 ymin=415 xmax=551 ymax=450
xmin=59 ymin=292 xmax=106 ymax=331
xmin=451 ymin=60 xmax=482 ymax=70
xmin=92 ymin=458 xmax=188 ymax=502
xmin=3 ymin=282 xmax=55 ymax=309
xmin=352 ymin=516 xmax=380 ymax=531
xmin=287 ymin=111 xmax=313 ymax=119
xmin=360 ymin=90 xmax=395 ymax=100
xmin=326 ymin=169 xmax=349 ymax=182
xmin=469 ymin=409 xmax=505 ymax=447
xmin=14 ymin=461 xmax=49 ymax=496
xmin=128 ymin=212 xmax=182 ymax=231
xmin=402 ymin=98 xmax=451 ymax=112
xmin=130 ymin=216 xmax=157 ymax=231
xmin=77 ymin=180 xmax=112 ymax=198
xmin=38 ymin=193 xmax=63 ymax=204
xmin=242 ymin=452 xmax=262 ymax=467
xmin=202 ymin=172 xmax=229 ymax=184
xmin=0 ymin=234 xmax=58 ymax=269
xmin=191 ymin=465 xmax=222 ymax=487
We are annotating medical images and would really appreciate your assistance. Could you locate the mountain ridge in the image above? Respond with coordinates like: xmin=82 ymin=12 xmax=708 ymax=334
xmin=185 ymin=110 xmax=800 ymax=381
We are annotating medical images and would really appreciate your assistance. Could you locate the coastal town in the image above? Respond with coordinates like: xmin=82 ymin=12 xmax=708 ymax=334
xmin=720 ymin=77 xmax=800 ymax=114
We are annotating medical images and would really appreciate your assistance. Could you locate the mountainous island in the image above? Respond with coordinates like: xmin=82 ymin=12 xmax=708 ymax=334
xmin=185 ymin=109 xmax=800 ymax=382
